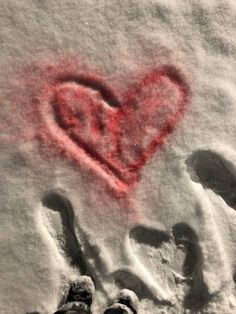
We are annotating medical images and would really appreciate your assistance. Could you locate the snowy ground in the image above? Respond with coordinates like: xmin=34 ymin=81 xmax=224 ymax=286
xmin=1 ymin=1 xmax=236 ymax=313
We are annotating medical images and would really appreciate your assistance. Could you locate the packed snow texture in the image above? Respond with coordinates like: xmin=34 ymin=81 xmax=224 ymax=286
xmin=0 ymin=1 xmax=236 ymax=313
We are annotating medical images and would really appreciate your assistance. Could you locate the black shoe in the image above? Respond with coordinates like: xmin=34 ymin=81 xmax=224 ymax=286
xmin=65 ymin=276 xmax=95 ymax=307
xmin=54 ymin=276 xmax=95 ymax=314
xmin=54 ymin=301 xmax=89 ymax=314
xmin=104 ymin=289 xmax=139 ymax=314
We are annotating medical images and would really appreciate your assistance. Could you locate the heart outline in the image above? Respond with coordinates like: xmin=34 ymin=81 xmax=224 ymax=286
xmin=40 ymin=65 xmax=189 ymax=191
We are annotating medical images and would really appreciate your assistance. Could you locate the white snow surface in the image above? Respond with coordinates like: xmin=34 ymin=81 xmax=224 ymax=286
xmin=0 ymin=1 xmax=236 ymax=313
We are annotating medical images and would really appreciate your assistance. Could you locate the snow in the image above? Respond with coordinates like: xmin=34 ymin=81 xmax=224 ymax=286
xmin=0 ymin=1 xmax=236 ymax=313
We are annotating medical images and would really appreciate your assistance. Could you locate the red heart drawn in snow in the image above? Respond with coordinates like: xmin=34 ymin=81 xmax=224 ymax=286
xmin=50 ymin=66 xmax=189 ymax=186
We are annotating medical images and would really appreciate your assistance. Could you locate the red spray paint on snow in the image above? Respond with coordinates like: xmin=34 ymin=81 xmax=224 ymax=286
xmin=0 ymin=57 xmax=190 ymax=220
xmin=48 ymin=65 xmax=189 ymax=188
